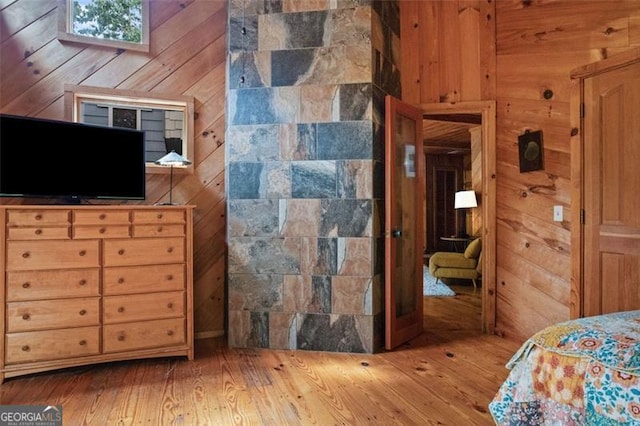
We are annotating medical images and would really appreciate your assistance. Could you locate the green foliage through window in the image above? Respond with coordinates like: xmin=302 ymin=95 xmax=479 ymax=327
xmin=73 ymin=0 xmax=142 ymax=43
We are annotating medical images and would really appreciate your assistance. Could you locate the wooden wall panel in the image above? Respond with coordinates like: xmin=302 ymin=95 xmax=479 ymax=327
xmin=0 ymin=0 xmax=228 ymax=338
xmin=401 ymin=0 xmax=640 ymax=342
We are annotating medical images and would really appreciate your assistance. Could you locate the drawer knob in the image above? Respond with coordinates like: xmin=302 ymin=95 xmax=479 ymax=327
xmin=22 ymin=251 xmax=30 ymax=259
xmin=22 ymin=313 xmax=31 ymax=320
xmin=99 ymin=214 xmax=106 ymax=220
xmin=22 ymin=345 xmax=30 ymax=352
xmin=157 ymin=226 xmax=163 ymax=232
xmin=118 ymin=334 xmax=125 ymax=341
xmin=79 ymin=250 xmax=86 ymax=257
xmin=118 ymin=278 xmax=125 ymax=284
xmin=118 ymin=307 xmax=125 ymax=313
xmin=22 ymin=282 xmax=31 ymax=289
xmin=118 ymin=249 xmax=125 ymax=255
xmin=79 ymin=279 xmax=87 ymax=286
xmin=79 ymin=309 xmax=87 ymax=316
xmin=166 ymin=275 xmax=173 ymax=281
xmin=157 ymin=213 xmax=163 ymax=219
xmin=167 ymin=247 xmax=174 ymax=253
xmin=35 ymin=214 xmax=42 ymax=220
xmin=167 ymin=302 xmax=174 ymax=309
xmin=79 ymin=340 xmax=87 ymax=346
xmin=99 ymin=227 xmax=106 ymax=234
xmin=167 ymin=330 xmax=174 ymax=336
xmin=34 ymin=228 xmax=42 ymax=235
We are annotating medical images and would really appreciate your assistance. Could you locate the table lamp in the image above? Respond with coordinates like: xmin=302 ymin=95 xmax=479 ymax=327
xmin=454 ymin=190 xmax=477 ymax=238
xmin=154 ymin=150 xmax=191 ymax=205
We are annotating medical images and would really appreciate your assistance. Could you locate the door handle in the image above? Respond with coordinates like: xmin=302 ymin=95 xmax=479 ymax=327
xmin=392 ymin=229 xmax=402 ymax=238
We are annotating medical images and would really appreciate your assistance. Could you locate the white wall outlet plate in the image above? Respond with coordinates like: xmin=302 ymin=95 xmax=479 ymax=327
xmin=553 ymin=205 xmax=563 ymax=222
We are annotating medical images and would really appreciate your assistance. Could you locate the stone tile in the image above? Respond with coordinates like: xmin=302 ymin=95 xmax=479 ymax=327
xmin=281 ymin=123 xmax=316 ymax=161
xmin=283 ymin=0 xmax=330 ymax=13
xmin=300 ymin=85 xmax=339 ymax=123
xmin=329 ymin=6 xmax=371 ymax=46
xmin=229 ymin=15 xmax=258 ymax=53
xmin=249 ymin=311 xmax=270 ymax=348
xmin=339 ymin=83 xmax=372 ymax=121
xmin=228 ymin=199 xmax=279 ymax=236
xmin=228 ymin=273 xmax=284 ymax=311
xmin=269 ymin=311 xmax=296 ymax=349
xmin=229 ymin=87 xmax=300 ymax=126
xmin=259 ymin=11 xmax=329 ymax=51
xmin=227 ymin=124 xmax=280 ymax=162
xmin=337 ymin=237 xmax=372 ymax=276
xmin=331 ymin=276 xmax=372 ymax=315
xmin=227 ymin=310 xmax=250 ymax=347
xmin=319 ymin=199 xmax=372 ymax=237
xmin=228 ymin=237 xmax=301 ymax=274
xmin=337 ymin=160 xmax=373 ymax=199
xmin=317 ymin=121 xmax=373 ymax=160
xmin=344 ymin=43 xmax=372 ymax=84
xmin=228 ymin=51 xmax=271 ymax=90
xmin=295 ymin=313 xmax=368 ymax=352
xmin=291 ymin=160 xmax=337 ymax=199
xmin=263 ymin=161 xmax=292 ymax=198
xmin=232 ymin=0 xmax=283 ymax=16
xmin=228 ymin=162 xmax=263 ymax=199
xmin=300 ymin=237 xmax=338 ymax=275
xmin=280 ymin=199 xmax=321 ymax=237
xmin=283 ymin=274 xmax=331 ymax=314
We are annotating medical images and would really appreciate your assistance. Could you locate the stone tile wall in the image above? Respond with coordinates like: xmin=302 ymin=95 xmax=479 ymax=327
xmin=226 ymin=0 xmax=399 ymax=353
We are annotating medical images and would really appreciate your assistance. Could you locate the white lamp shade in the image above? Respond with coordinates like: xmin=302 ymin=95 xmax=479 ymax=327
xmin=154 ymin=150 xmax=192 ymax=167
xmin=454 ymin=190 xmax=477 ymax=209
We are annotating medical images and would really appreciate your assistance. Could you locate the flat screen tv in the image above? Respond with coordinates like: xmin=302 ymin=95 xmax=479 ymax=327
xmin=0 ymin=114 xmax=145 ymax=202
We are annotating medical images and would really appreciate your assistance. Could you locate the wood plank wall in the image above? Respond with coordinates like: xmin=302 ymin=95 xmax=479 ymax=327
xmin=3 ymin=0 xmax=639 ymax=346
xmin=400 ymin=0 xmax=640 ymax=342
xmin=0 ymin=0 xmax=228 ymax=338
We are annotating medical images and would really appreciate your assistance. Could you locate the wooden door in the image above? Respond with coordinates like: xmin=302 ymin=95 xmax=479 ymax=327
xmin=385 ymin=95 xmax=424 ymax=350
xmin=582 ymin=54 xmax=640 ymax=316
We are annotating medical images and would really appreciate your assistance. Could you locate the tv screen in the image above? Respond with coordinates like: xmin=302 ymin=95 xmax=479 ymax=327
xmin=0 ymin=114 xmax=145 ymax=202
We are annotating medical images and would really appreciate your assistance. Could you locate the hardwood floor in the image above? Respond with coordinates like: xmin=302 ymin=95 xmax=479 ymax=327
xmin=0 ymin=283 xmax=520 ymax=425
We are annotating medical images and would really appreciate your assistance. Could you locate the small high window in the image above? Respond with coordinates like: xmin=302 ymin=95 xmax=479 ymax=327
xmin=58 ymin=0 xmax=150 ymax=52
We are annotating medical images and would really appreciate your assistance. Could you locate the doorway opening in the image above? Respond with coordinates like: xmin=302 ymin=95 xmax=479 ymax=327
xmin=419 ymin=102 xmax=496 ymax=335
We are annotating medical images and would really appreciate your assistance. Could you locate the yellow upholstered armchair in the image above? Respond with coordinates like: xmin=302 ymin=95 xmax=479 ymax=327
xmin=428 ymin=238 xmax=482 ymax=288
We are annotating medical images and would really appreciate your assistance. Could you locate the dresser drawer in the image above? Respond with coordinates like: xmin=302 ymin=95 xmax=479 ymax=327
xmin=6 ymin=240 xmax=100 ymax=271
xmin=103 ymin=264 xmax=185 ymax=295
xmin=103 ymin=291 xmax=184 ymax=324
xmin=7 ymin=226 xmax=70 ymax=241
xmin=6 ymin=210 xmax=70 ymax=227
xmin=103 ymin=318 xmax=185 ymax=353
xmin=132 ymin=210 xmax=185 ymax=224
xmin=73 ymin=225 xmax=131 ymax=239
xmin=73 ymin=210 xmax=130 ymax=225
xmin=7 ymin=297 xmax=100 ymax=332
xmin=5 ymin=326 xmax=100 ymax=364
xmin=7 ymin=269 xmax=100 ymax=301
xmin=103 ymin=237 xmax=184 ymax=266
xmin=132 ymin=224 xmax=185 ymax=238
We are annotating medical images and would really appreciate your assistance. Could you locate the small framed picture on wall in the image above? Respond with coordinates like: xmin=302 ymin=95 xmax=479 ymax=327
xmin=518 ymin=130 xmax=544 ymax=173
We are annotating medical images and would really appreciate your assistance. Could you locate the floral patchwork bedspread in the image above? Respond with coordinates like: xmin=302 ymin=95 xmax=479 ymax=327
xmin=489 ymin=310 xmax=640 ymax=425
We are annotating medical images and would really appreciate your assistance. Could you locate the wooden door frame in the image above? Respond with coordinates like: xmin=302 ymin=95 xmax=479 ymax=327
xmin=569 ymin=47 xmax=640 ymax=319
xmin=419 ymin=101 xmax=496 ymax=334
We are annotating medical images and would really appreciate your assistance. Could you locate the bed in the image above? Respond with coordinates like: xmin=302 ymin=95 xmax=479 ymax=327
xmin=489 ymin=310 xmax=640 ymax=425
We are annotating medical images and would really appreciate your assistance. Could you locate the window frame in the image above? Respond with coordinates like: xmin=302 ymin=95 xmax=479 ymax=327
xmin=57 ymin=0 xmax=150 ymax=53
xmin=64 ymin=84 xmax=195 ymax=174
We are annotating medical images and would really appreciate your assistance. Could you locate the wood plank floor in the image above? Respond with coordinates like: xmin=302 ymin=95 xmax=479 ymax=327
xmin=0 ymin=283 xmax=521 ymax=425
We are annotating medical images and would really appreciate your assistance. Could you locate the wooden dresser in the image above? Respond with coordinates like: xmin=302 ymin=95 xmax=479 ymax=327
xmin=0 ymin=205 xmax=194 ymax=382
